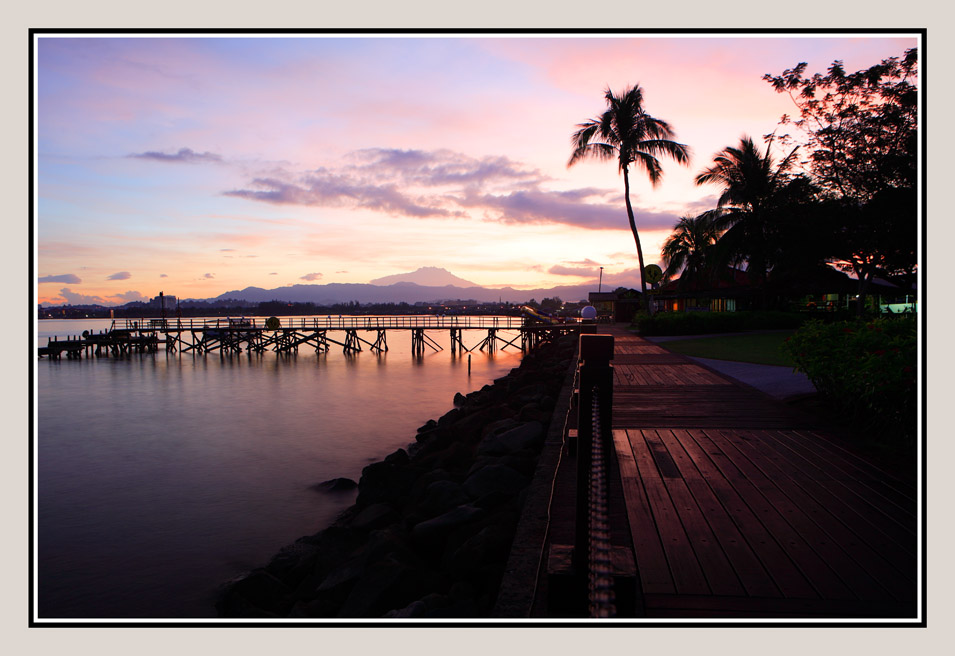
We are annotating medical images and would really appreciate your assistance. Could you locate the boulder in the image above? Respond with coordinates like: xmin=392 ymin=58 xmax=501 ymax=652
xmin=461 ymin=463 xmax=528 ymax=500
xmin=311 ymin=477 xmax=358 ymax=493
xmin=411 ymin=504 xmax=485 ymax=546
xmin=476 ymin=421 xmax=544 ymax=456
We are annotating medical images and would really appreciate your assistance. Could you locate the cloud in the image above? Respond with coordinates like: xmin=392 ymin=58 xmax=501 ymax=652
xmin=160 ymin=273 xmax=168 ymax=278
xmin=224 ymin=147 xmax=680 ymax=231
xmin=39 ymin=273 xmax=81 ymax=284
xmin=224 ymin=176 xmax=461 ymax=218
xmin=107 ymin=271 xmax=132 ymax=280
xmin=109 ymin=290 xmax=148 ymax=303
xmin=549 ymin=265 xmax=598 ymax=277
xmin=129 ymin=147 xmax=223 ymax=164
xmin=203 ymin=273 xmax=215 ymax=279
xmin=461 ymin=188 xmax=678 ymax=231
xmin=300 ymin=272 xmax=323 ymax=281
xmin=55 ymin=288 xmax=105 ymax=305
xmin=269 ymin=272 xmax=278 ymax=275
xmin=335 ymin=270 xmax=348 ymax=274
xmin=220 ymin=248 xmax=235 ymax=252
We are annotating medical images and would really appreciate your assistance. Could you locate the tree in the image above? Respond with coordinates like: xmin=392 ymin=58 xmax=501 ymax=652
xmin=660 ymin=213 xmax=719 ymax=287
xmin=694 ymin=135 xmax=800 ymax=304
xmin=569 ymin=85 xmax=690 ymax=315
xmin=763 ymin=48 xmax=918 ymax=313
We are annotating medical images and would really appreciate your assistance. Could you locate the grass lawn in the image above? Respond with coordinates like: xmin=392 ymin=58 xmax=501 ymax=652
xmin=659 ymin=330 xmax=797 ymax=367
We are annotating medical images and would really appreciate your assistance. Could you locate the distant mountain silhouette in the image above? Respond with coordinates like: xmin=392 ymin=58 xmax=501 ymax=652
xmin=369 ymin=267 xmax=478 ymax=288
xmin=209 ymin=280 xmax=597 ymax=306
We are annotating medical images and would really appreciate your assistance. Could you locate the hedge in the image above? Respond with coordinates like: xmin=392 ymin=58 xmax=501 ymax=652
xmin=633 ymin=310 xmax=806 ymax=336
xmin=784 ymin=316 xmax=918 ymax=445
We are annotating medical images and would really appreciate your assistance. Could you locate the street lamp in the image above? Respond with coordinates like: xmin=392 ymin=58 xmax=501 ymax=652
xmin=598 ymin=266 xmax=604 ymax=293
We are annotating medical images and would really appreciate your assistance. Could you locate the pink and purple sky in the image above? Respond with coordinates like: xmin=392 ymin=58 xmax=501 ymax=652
xmin=34 ymin=32 xmax=918 ymax=306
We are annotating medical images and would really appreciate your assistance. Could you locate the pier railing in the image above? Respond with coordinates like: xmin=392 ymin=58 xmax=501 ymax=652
xmin=117 ymin=315 xmax=542 ymax=332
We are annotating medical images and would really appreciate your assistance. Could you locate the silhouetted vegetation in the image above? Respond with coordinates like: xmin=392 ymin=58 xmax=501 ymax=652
xmin=569 ymin=85 xmax=690 ymax=315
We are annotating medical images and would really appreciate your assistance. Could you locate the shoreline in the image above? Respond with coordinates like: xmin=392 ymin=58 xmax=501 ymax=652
xmin=216 ymin=334 xmax=578 ymax=619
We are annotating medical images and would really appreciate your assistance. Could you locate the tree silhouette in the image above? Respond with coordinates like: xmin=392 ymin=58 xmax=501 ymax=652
xmin=660 ymin=213 xmax=719 ymax=288
xmin=569 ymin=85 xmax=689 ymax=315
xmin=694 ymin=135 xmax=799 ymax=305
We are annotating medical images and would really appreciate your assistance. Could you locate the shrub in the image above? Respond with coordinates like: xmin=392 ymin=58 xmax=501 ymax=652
xmin=784 ymin=316 xmax=917 ymax=444
xmin=633 ymin=310 xmax=805 ymax=336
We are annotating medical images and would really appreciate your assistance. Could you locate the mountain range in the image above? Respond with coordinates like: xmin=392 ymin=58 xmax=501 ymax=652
xmin=209 ymin=267 xmax=598 ymax=306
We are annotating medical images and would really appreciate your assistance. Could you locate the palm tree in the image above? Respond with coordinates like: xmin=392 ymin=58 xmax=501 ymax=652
xmin=694 ymin=135 xmax=798 ymax=300
xmin=660 ymin=212 xmax=719 ymax=287
xmin=569 ymin=85 xmax=690 ymax=315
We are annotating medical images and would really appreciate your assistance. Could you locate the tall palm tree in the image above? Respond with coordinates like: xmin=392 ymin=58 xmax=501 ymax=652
xmin=569 ymin=85 xmax=690 ymax=315
xmin=660 ymin=212 xmax=719 ymax=287
xmin=694 ymin=135 xmax=798 ymax=297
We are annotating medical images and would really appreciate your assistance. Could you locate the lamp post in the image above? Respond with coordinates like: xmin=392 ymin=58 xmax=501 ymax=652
xmin=598 ymin=266 xmax=604 ymax=293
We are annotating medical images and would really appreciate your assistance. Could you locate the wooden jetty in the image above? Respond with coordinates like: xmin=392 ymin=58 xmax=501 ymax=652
xmin=535 ymin=325 xmax=919 ymax=620
xmin=38 ymin=315 xmax=591 ymax=359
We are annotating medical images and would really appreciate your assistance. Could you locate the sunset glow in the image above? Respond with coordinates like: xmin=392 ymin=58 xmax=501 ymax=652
xmin=34 ymin=32 xmax=918 ymax=305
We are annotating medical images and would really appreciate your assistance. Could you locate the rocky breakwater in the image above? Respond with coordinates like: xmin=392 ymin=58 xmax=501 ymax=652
xmin=216 ymin=334 xmax=577 ymax=619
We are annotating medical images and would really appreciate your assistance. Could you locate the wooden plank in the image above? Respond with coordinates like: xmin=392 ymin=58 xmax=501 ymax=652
xmin=642 ymin=594 xmax=916 ymax=619
xmin=661 ymin=476 xmax=746 ymax=596
xmin=612 ymin=430 xmax=676 ymax=595
xmin=711 ymin=428 xmax=899 ymax=602
xmin=720 ymin=428 xmax=916 ymax=601
xmin=696 ymin=429 xmax=855 ymax=600
xmin=755 ymin=430 xmax=917 ymax=552
xmin=677 ymin=429 xmax=818 ymax=599
xmin=642 ymin=476 xmax=711 ymax=595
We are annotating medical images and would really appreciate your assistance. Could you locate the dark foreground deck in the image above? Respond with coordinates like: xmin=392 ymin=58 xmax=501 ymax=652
xmin=536 ymin=325 xmax=919 ymax=620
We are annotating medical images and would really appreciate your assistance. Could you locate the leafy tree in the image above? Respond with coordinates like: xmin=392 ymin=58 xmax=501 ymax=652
xmin=764 ymin=48 xmax=918 ymax=313
xmin=694 ymin=135 xmax=800 ymax=304
xmin=660 ymin=213 xmax=719 ymax=287
xmin=569 ymin=85 xmax=690 ymax=315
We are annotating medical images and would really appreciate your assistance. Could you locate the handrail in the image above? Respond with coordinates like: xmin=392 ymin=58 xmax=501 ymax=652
xmin=587 ymin=389 xmax=616 ymax=618
xmin=118 ymin=315 xmax=542 ymax=331
xmin=575 ymin=333 xmax=616 ymax=617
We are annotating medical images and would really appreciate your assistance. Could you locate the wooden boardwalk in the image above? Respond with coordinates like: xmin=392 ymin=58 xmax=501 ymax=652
xmin=542 ymin=325 xmax=919 ymax=620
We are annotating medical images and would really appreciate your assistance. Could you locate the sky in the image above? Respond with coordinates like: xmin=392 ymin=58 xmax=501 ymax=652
xmin=34 ymin=32 xmax=919 ymax=306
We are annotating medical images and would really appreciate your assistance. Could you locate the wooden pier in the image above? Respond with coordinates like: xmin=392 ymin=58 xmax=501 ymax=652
xmin=38 ymin=315 xmax=592 ymax=359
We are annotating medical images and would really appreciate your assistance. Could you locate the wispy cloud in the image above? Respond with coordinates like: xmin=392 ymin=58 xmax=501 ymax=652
xmin=222 ymin=147 xmax=676 ymax=231
xmin=39 ymin=273 xmax=81 ymax=284
xmin=107 ymin=271 xmax=132 ymax=280
xmin=300 ymin=272 xmax=323 ymax=281
xmin=129 ymin=147 xmax=223 ymax=164
xmin=108 ymin=290 xmax=148 ymax=303
xmin=55 ymin=288 xmax=105 ymax=305
xmin=203 ymin=273 xmax=215 ymax=279
xmin=549 ymin=264 xmax=598 ymax=277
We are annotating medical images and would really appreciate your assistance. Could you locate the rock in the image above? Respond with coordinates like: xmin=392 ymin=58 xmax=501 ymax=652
xmin=350 ymin=503 xmax=400 ymax=531
xmin=416 ymin=479 xmax=469 ymax=516
xmin=461 ymin=463 xmax=528 ymax=500
xmin=411 ymin=504 xmax=485 ymax=546
xmin=311 ymin=477 xmax=358 ymax=493
xmin=476 ymin=421 xmax=544 ymax=456
xmin=384 ymin=448 xmax=409 ymax=465
xmin=216 ymin=569 xmax=293 ymax=617
xmin=445 ymin=524 xmax=513 ymax=578
xmin=356 ymin=460 xmax=420 ymax=507
xmin=453 ymin=391 xmax=467 ymax=406
xmin=417 ymin=419 xmax=438 ymax=433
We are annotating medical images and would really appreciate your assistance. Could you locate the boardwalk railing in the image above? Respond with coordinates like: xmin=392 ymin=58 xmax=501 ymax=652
xmin=575 ymin=334 xmax=616 ymax=617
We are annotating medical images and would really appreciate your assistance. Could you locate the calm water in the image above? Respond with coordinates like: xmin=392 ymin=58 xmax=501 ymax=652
xmin=35 ymin=317 xmax=525 ymax=619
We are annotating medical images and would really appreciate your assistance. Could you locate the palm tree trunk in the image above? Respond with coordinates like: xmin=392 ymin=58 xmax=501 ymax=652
xmin=623 ymin=167 xmax=654 ymax=316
